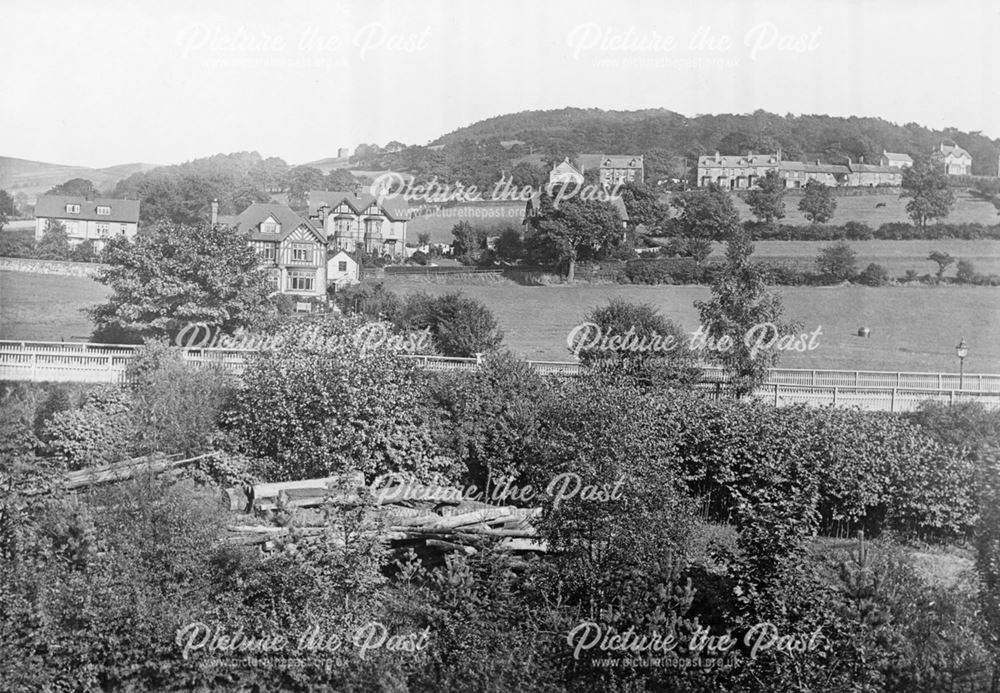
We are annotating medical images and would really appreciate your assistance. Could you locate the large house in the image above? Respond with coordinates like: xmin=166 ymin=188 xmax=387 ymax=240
xmin=932 ymin=143 xmax=972 ymax=175
xmin=879 ymin=150 xmax=913 ymax=169
xmin=846 ymin=160 xmax=903 ymax=187
xmin=697 ymin=152 xmax=783 ymax=189
xmin=34 ymin=195 xmax=139 ymax=249
xmin=697 ymin=151 xmax=907 ymax=188
xmin=308 ymin=191 xmax=409 ymax=259
xmin=224 ymin=203 xmax=328 ymax=298
xmin=599 ymin=155 xmax=644 ymax=187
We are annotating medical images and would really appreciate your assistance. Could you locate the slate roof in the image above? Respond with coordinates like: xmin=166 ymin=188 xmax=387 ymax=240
xmin=600 ymin=154 xmax=644 ymax=169
xmin=526 ymin=191 xmax=629 ymax=222
xmin=779 ymin=161 xmax=849 ymax=174
xmin=35 ymin=195 xmax=139 ymax=224
xmin=882 ymin=151 xmax=913 ymax=165
xmin=936 ymin=143 xmax=971 ymax=159
xmin=232 ymin=203 xmax=324 ymax=242
xmin=698 ymin=153 xmax=782 ymax=167
xmin=309 ymin=191 xmax=410 ymax=222
xmin=847 ymin=162 xmax=899 ymax=174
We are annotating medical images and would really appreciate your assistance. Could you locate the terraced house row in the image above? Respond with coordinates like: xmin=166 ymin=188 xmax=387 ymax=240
xmin=696 ymin=142 xmax=971 ymax=189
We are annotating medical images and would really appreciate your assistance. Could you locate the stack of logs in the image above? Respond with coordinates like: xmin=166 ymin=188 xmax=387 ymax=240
xmin=223 ymin=473 xmax=547 ymax=557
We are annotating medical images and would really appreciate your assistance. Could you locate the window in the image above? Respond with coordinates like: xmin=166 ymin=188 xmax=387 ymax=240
xmin=119 ymin=224 xmax=128 ymax=235
xmin=65 ymin=204 xmax=80 ymax=213
xmin=291 ymin=244 xmax=311 ymax=263
xmin=337 ymin=261 xmax=347 ymax=272
xmin=334 ymin=218 xmax=352 ymax=238
xmin=266 ymin=269 xmax=279 ymax=290
xmin=258 ymin=244 xmax=276 ymax=262
xmin=96 ymin=205 xmax=111 ymax=215
xmin=96 ymin=223 xmax=110 ymax=237
xmin=262 ymin=221 xmax=278 ymax=234
xmin=288 ymin=270 xmax=314 ymax=292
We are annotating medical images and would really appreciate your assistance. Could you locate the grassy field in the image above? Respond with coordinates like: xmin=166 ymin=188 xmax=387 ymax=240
xmin=3 ymin=269 xmax=998 ymax=373
xmin=407 ymin=202 xmax=525 ymax=244
xmin=383 ymin=278 xmax=1000 ymax=373
xmin=0 ymin=271 xmax=109 ymax=341
xmin=733 ymin=239 xmax=1000 ymax=276
xmin=730 ymin=189 xmax=999 ymax=227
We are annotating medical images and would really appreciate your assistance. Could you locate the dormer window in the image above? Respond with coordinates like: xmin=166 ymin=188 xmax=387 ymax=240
xmin=262 ymin=220 xmax=279 ymax=234
xmin=96 ymin=205 xmax=111 ymax=215
xmin=65 ymin=204 xmax=80 ymax=213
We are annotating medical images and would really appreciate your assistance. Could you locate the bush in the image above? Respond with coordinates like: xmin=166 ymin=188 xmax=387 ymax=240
xmin=816 ymin=240 xmax=857 ymax=281
xmin=409 ymin=249 xmax=429 ymax=265
xmin=43 ymin=386 xmax=136 ymax=469
xmin=222 ymin=315 xmax=450 ymax=481
xmin=397 ymin=292 xmax=503 ymax=357
xmin=857 ymin=262 xmax=890 ymax=286
xmin=956 ymin=259 xmax=977 ymax=283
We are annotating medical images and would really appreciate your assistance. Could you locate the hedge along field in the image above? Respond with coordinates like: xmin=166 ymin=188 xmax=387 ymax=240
xmin=728 ymin=189 xmax=999 ymax=226
xmin=383 ymin=278 xmax=1000 ymax=373
xmin=407 ymin=201 xmax=527 ymax=244
xmin=719 ymin=239 xmax=1000 ymax=276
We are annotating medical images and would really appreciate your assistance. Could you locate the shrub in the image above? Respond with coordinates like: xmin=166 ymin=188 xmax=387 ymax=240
xmin=956 ymin=259 xmax=977 ymax=283
xmin=397 ymin=292 xmax=503 ymax=357
xmin=43 ymin=386 xmax=136 ymax=469
xmin=409 ymin=250 xmax=429 ymax=265
xmin=816 ymin=240 xmax=857 ymax=281
xmin=222 ymin=315 xmax=450 ymax=481
xmin=857 ymin=262 xmax=890 ymax=286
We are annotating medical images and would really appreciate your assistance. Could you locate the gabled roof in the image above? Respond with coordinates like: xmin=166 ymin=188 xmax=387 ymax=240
xmin=551 ymin=159 xmax=583 ymax=176
xmin=232 ymin=203 xmax=324 ymax=242
xmin=936 ymin=143 xmax=971 ymax=159
xmin=882 ymin=151 xmax=912 ymax=164
xmin=600 ymin=154 xmax=644 ymax=169
xmin=35 ymin=195 xmax=139 ymax=224
xmin=308 ymin=191 xmax=409 ymax=222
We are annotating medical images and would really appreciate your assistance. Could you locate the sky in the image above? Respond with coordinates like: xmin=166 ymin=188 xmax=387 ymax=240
xmin=2 ymin=0 xmax=997 ymax=169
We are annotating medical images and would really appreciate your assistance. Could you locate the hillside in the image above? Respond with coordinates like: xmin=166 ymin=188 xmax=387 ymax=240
xmin=0 ymin=156 xmax=159 ymax=201
xmin=429 ymin=108 xmax=1000 ymax=177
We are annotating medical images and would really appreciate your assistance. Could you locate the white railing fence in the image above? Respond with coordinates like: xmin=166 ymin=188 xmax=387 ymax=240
xmin=2 ymin=341 xmax=998 ymax=412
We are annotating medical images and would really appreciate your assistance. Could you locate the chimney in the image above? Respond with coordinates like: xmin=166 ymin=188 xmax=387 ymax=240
xmin=319 ymin=204 xmax=329 ymax=228
xmin=815 ymin=159 xmax=820 ymax=166
xmin=859 ymin=155 xmax=864 ymax=164
xmin=715 ymin=151 xmax=721 ymax=163
xmin=211 ymin=199 xmax=218 ymax=226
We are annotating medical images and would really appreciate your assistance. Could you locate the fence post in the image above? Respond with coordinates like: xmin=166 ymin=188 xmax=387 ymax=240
xmin=30 ymin=351 xmax=37 ymax=381
xmin=833 ymin=387 xmax=838 ymax=406
xmin=811 ymin=370 xmax=816 ymax=386
xmin=896 ymin=372 xmax=900 ymax=387
xmin=890 ymin=388 xmax=896 ymax=413
xmin=774 ymin=383 xmax=779 ymax=407
xmin=854 ymin=371 xmax=859 ymax=387
xmin=938 ymin=374 xmax=943 ymax=389
xmin=949 ymin=390 xmax=955 ymax=405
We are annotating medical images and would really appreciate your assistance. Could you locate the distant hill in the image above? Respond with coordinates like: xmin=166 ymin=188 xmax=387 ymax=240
xmin=301 ymin=155 xmax=352 ymax=174
xmin=0 ymin=157 xmax=159 ymax=201
xmin=429 ymin=107 xmax=1000 ymax=177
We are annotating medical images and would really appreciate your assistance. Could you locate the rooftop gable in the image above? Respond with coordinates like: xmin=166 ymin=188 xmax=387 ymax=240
xmin=35 ymin=195 xmax=140 ymax=224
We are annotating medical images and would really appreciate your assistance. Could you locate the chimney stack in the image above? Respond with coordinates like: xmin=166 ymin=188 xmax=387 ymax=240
xmin=715 ymin=151 xmax=721 ymax=164
xmin=211 ymin=199 xmax=218 ymax=226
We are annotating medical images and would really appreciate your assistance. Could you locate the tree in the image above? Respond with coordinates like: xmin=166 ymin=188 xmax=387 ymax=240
xmin=450 ymin=221 xmax=489 ymax=264
xmin=46 ymin=178 xmax=98 ymax=198
xmin=956 ymin=259 xmax=977 ymax=283
xmin=744 ymin=169 xmax=786 ymax=225
xmin=928 ymin=250 xmax=955 ymax=279
xmin=90 ymin=222 xmax=275 ymax=343
xmin=223 ymin=314 xmax=449 ymax=481
xmin=493 ymin=226 xmax=524 ymax=262
xmin=798 ymin=179 xmax=837 ymax=224
xmin=619 ymin=182 xmax=669 ymax=229
xmin=70 ymin=239 xmax=99 ymax=263
xmin=816 ymin=241 xmax=857 ymax=281
xmin=397 ymin=292 xmax=504 ymax=357
xmin=573 ymin=298 xmax=699 ymax=386
xmin=286 ymin=166 xmax=327 ymax=212
xmin=0 ymin=190 xmax=14 ymax=229
xmin=901 ymin=158 xmax=955 ymax=229
xmin=36 ymin=220 xmax=71 ymax=260
xmin=417 ymin=232 xmax=431 ymax=247
xmin=684 ymin=237 xmax=714 ymax=264
xmin=523 ymin=187 xmax=623 ymax=281
xmin=695 ymin=225 xmax=792 ymax=397
xmin=671 ymin=183 xmax=740 ymax=241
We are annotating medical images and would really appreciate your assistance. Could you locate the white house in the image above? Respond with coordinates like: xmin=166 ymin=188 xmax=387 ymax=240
xmin=548 ymin=158 xmax=585 ymax=186
xmin=34 ymin=195 xmax=140 ymax=249
xmin=880 ymin=150 xmax=913 ymax=169
xmin=327 ymin=250 xmax=360 ymax=287
xmin=932 ymin=143 xmax=972 ymax=175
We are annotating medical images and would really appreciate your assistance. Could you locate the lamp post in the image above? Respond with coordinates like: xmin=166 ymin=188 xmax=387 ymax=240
xmin=955 ymin=337 xmax=968 ymax=391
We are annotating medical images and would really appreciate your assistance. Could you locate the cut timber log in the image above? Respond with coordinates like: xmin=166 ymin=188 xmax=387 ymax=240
xmin=24 ymin=452 xmax=217 ymax=496
xmin=243 ymin=472 xmax=366 ymax=511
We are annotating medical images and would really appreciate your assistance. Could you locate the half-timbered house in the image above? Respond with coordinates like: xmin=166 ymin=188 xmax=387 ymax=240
xmin=308 ymin=191 xmax=409 ymax=259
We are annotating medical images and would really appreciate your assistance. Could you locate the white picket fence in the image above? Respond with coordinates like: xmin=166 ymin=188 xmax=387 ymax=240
xmin=2 ymin=340 xmax=999 ymax=412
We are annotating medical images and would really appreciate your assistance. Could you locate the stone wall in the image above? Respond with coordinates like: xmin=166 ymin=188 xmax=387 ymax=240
xmin=0 ymin=257 xmax=106 ymax=277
